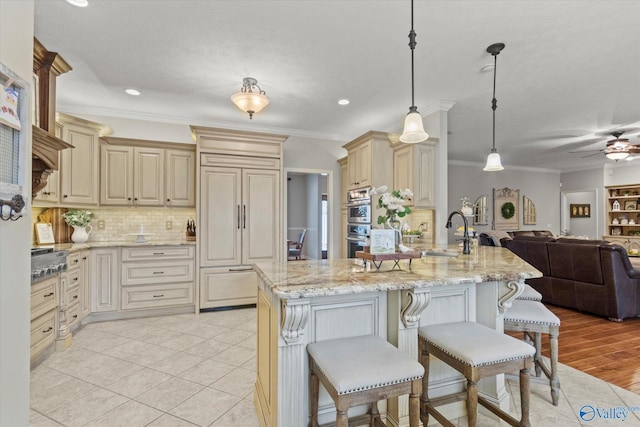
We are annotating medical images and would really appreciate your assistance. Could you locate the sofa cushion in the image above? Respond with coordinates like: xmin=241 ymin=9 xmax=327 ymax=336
xmin=547 ymin=242 xmax=604 ymax=285
xmin=556 ymin=237 xmax=610 ymax=246
xmin=505 ymin=236 xmax=554 ymax=276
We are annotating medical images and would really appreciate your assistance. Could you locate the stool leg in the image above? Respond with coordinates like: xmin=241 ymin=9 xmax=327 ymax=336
xmin=308 ymin=361 xmax=320 ymax=427
xmin=550 ymin=326 xmax=560 ymax=406
xmin=369 ymin=402 xmax=381 ymax=425
xmin=534 ymin=332 xmax=543 ymax=377
xmin=466 ymin=380 xmax=478 ymax=427
xmin=409 ymin=378 xmax=422 ymax=427
xmin=336 ymin=400 xmax=349 ymax=427
xmin=519 ymin=359 xmax=532 ymax=427
xmin=419 ymin=341 xmax=431 ymax=426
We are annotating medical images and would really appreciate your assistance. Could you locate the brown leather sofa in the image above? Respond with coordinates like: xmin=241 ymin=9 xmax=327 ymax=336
xmin=504 ymin=235 xmax=640 ymax=321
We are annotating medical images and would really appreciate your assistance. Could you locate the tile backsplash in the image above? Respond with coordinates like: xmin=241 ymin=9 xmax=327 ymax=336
xmin=31 ymin=207 xmax=196 ymax=245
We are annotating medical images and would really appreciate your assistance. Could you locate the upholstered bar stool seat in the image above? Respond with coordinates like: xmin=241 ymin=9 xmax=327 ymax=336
xmin=517 ymin=284 xmax=543 ymax=301
xmin=418 ymin=321 xmax=535 ymax=427
xmin=504 ymin=299 xmax=561 ymax=405
xmin=307 ymin=335 xmax=424 ymax=427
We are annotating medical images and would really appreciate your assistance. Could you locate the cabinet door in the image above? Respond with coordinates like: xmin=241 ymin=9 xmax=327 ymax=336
xmin=200 ymin=167 xmax=242 ymax=267
xmin=355 ymin=141 xmax=372 ymax=188
xmin=90 ymin=248 xmax=120 ymax=313
xmin=165 ymin=149 xmax=195 ymax=207
xmin=414 ymin=144 xmax=435 ymax=208
xmin=393 ymin=145 xmax=413 ymax=202
xmin=200 ymin=268 xmax=257 ymax=309
xmin=60 ymin=121 xmax=100 ymax=205
xmin=242 ymin=169 xmax=281 ymax=264
xmin=134 ymin=147 xmax=164 ymax=206
xmin=37 ymin=123 xmax=64 ymax=203
xmin=100 ymin=145 xmax=134 ymax=205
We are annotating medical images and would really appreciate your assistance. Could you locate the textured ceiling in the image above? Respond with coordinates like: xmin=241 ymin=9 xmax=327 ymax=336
xmin=34 ymin=0 xmax=640 ymax=171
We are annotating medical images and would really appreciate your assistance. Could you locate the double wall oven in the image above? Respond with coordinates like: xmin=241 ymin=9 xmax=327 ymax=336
xmin=346 ymin=187 xmax=372 ymax=258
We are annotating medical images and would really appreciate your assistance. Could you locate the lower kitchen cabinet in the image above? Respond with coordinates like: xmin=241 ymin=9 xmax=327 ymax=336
xmin=30 ymin=276 xmax=58 ymax=363
xmin=200 ymin=268 xmax=257 ymax=309
xmin=90 ymin=248 xmax=120 ymax=313
xmin=122 ymin=282 xmax=194 ymax=310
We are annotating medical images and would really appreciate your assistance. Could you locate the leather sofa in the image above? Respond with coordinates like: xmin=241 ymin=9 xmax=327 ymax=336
xmin=504 ymin=235 xmax=640 ymax=321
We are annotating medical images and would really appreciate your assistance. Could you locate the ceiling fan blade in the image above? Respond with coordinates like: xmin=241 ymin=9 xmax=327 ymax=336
xmin=569 ymin=148 xmax=602 ymax=154
xmin=581 ymin=152 xmax=603 ymax=158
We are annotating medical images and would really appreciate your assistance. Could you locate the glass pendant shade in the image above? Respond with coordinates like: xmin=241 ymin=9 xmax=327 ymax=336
xmin=483 ymin=150 xmax=504 ymax=171
xmin=230 ymin=91 xmax=269 ymax=118
xmin=606 ymin=150 xmax=629 ymax=160
xmin=399 ymin=111 xmax=429 ymax=143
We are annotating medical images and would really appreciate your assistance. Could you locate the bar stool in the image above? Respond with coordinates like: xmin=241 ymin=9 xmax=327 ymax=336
xmin=418 ymin=321 xmax=535 ymax=427
xmin=503 ymin=299 xmax=560 ymax=406
xmin=516 ymin=284 xmax=542 ymax=301
xmin=307 ymin=334 xmax=424 ymax=427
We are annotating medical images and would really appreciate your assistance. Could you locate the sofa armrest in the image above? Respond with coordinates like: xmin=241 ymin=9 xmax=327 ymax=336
xmin=600 ymin=245 xmax=640 ymax=319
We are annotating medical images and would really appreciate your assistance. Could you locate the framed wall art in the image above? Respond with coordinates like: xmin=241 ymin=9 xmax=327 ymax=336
xmin=493 ymin=187 xmax=519 ymax=230
xmin=570 ymin=204 xmax=591 ymax=218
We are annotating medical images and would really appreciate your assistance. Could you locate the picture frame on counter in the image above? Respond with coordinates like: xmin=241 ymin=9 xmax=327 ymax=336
xmin=370 ymin=229 xmax=396 ymax=254
xmin=35 ymin=222 xmax=55 ymax=244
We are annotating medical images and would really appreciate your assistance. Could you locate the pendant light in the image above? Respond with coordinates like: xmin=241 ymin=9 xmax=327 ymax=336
xmin=231 ymin=77 xmax=270 ymax=119
xmin=399 ymin=0 xmax=429 ymax=144
xmin=483 ymin=43 xmax=505 ymax=171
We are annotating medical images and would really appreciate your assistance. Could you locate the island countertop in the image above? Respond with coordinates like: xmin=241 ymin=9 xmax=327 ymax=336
xmin=254 ymin=245 xmax=542 ymax=300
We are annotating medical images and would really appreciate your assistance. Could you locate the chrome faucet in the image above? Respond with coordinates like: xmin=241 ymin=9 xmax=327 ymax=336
xmin=446 ymin=211 xmax=470 ymax=255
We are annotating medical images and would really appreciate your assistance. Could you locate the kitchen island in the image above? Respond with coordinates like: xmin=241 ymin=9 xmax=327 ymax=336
xmin=253 ymin=246 xmax=542 ymax=427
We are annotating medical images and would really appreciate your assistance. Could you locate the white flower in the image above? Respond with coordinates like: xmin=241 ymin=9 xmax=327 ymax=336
xmin=400 ymin=188 xmax=413 ymax=199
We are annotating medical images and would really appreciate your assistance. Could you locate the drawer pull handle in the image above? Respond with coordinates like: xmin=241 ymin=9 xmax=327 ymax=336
xmin=74 ymin=259 xmax=79 ymax=264
xmin=153 ymin=294 xmax=165 ymax=298
xmin=228 ymin=267 xmax=253 ymax=272
xmin=153 ymin=252 xmax=165 ymax=255
xmin=43 ymin=327 xmax=53 ymax=333
xmin=153 ymin=271 xmax=164 ymax=275
xmin=73 ymin=315 xmax=78 ymax=319
xmin=73 ymin=295 xmax=78 ymax=299
xmin=44 ymin=292 xmax=54 ymax=297
xmin=73 ymin=277 xmax=78 ymax=282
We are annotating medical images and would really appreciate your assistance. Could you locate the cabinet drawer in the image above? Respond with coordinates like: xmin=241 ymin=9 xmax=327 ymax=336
xmin=200 ymin=268 xmax=257 ymax=309
xmin=60 ymin=281 xmax=80 ymax=309
xmin=30 ymin=309 xmax=56 ymax=358
xmin=122 ymin=282 xmax=194 ymax=310
xmin=122 ymin=260 xmax=194 ymax=286
xmin=122 ymin=246 xmax=194 ymax=261
xmin=200 ymin=153 xmax=280 ymax=169
xmin=63 ymin=303 xmax=81 ymax=331
xmin=67 ymin=252 xmax=83 ymax=270
xmin=31 ymin=277 xmax=58 ymax=320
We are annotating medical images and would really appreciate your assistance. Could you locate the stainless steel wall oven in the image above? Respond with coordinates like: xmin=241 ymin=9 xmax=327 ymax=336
xmin=346 ymin=187 xmax=372 ymax=257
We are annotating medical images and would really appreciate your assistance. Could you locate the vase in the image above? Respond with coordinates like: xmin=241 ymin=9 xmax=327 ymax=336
xmin=461 ymin=206 xmax=473 ymax=217
xmin=71 ymin=225 xmax=92 ymax=243
xmin=386 ymin=214 xmax=402 ymax=251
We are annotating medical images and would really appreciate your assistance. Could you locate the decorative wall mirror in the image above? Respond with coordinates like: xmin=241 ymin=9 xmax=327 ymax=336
xmin=493 ymin=187 xmax=519 ymax=230
xmin=473 ymin=195 xmax=488 ymax=225
xmin=523 ymin=195 xmax=537 ymax=225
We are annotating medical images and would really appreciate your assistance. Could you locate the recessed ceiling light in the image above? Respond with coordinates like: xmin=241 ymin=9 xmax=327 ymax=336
xmin=66 ymin=0 xmax=89 ymax=7
xmin=125 ymin=88 xmax=141 ymax=96
xmin=337 ymin=99 xmax=350 ymax=106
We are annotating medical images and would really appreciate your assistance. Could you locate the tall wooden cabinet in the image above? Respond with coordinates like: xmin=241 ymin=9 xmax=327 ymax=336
xmin=192 ymin=126 xmax=287 ymax=309
xmin=392 ymin=139 xmax=437 ymax=208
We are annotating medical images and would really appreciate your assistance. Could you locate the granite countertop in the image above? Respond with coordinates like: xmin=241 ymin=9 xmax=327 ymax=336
xmin=36 ymin=240 xmax=196 ymax=253
xmin=254 ymin=245 xmax=542 ymax=300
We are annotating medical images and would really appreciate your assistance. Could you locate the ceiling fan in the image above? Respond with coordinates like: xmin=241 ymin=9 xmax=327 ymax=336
xmin=570 ymin=131 xmax=640 ymax=160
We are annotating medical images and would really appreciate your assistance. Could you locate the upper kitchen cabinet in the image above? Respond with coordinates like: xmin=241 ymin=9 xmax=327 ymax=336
xmin=34 ymin=123 xmax=64 ymax=203
xmin=100 ymin=137 xmax=195 ymax=207
xmin=57 ymin=113 xmax=111 ymax=206
xmin=342 ymin=131 xmax=393 ymax=191
xmin=392 ymin=139 xmax=437 ymax=208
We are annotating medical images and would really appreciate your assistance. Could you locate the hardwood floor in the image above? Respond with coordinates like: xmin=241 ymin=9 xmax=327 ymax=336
xmin=535 ymin=304 xmax=640 ymax=394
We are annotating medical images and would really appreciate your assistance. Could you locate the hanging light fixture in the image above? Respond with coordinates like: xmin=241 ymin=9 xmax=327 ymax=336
xmin=605 ymin=131 xmax=630 ymax=160
xmin=230 ymin=77 xmax=270 ymax=119
xmin=399 ymin=0 xmax=428 ymax=144
xmin=483 ymin=43 xmax=506 ymax=171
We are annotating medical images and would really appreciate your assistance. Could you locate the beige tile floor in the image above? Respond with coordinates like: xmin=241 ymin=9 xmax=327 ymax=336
xmin=29 ymin=308 xmax=640 ymax=426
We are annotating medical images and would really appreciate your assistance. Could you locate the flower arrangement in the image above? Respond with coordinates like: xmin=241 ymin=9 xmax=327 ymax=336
xmin=370 ymin=186 xmax=413 ymax=225
xmin=61 ymin=209 xmax=93 ymax=227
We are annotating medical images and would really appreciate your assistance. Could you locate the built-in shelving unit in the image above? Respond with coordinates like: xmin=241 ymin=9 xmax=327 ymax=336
xmin=604 ymin=184 xmax=640 ymax=250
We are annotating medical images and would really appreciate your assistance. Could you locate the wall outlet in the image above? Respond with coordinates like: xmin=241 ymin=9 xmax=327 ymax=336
xmin=165 ymin=220 xmax=173 ymax=230
xmin=97 ymin=220 xmax=105 ymax=230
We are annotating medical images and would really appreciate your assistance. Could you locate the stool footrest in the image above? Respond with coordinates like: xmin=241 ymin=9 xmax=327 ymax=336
xmin=477 ymin=395 xmax=523 ymax=427
xmin=316 ymin=413 xmax=384 ymax=427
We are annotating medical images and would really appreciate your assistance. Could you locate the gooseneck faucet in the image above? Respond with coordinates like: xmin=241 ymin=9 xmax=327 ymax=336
xmin=446 ymin=211 xmax=470 ymax=255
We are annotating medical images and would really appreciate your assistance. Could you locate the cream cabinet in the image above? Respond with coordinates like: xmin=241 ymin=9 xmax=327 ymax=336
xmin=78 ymin=250 xmax=91 ymax=320
xmin=392 ymin=140 xmax=436 ymax=208
xmin=604 ymin=184 xmax=640 ymax=250
xmin=100 ymin=138 xmax=195 ymax=207
xmin=90 ymin=247 xmax=120 ymax=313
xmin=58 ymin=113 xmax=111 ymax=205
xmin=120 ymin=246 xmax=194 ymax=310
xmin=100 ymin=145 xmax=164 ymax=206
xmin=193 ymin=126 xmax=287 ymax=309
xmin=343 ymin=131 xmax=393 ymax=191
xmin=166 ymin=149 xmax=195 ymax=207
xmin=30 ymin=276 xmax=58 ymax=363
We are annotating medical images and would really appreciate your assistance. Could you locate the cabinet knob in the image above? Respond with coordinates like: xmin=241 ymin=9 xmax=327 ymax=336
xmin=134 ymin=198 xmax=138 ymax=201
xmin=167 ymin=199 xmax=170 ymax=202
xmin=127 ymin=197 xmax=132 ymax=201
xmin=63 ymin=195 xmax=68 ymax=198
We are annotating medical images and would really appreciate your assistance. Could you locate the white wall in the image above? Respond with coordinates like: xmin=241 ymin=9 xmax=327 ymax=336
xmin=561 ymin=167 xmax=605 ymax=237
xmin=564 ymin=191 xmax=597 ymax=238
xmin=0 ymin=1 xmax=34 ymax=425
xmin=448 ymin=163 xmax=561 ymax=241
